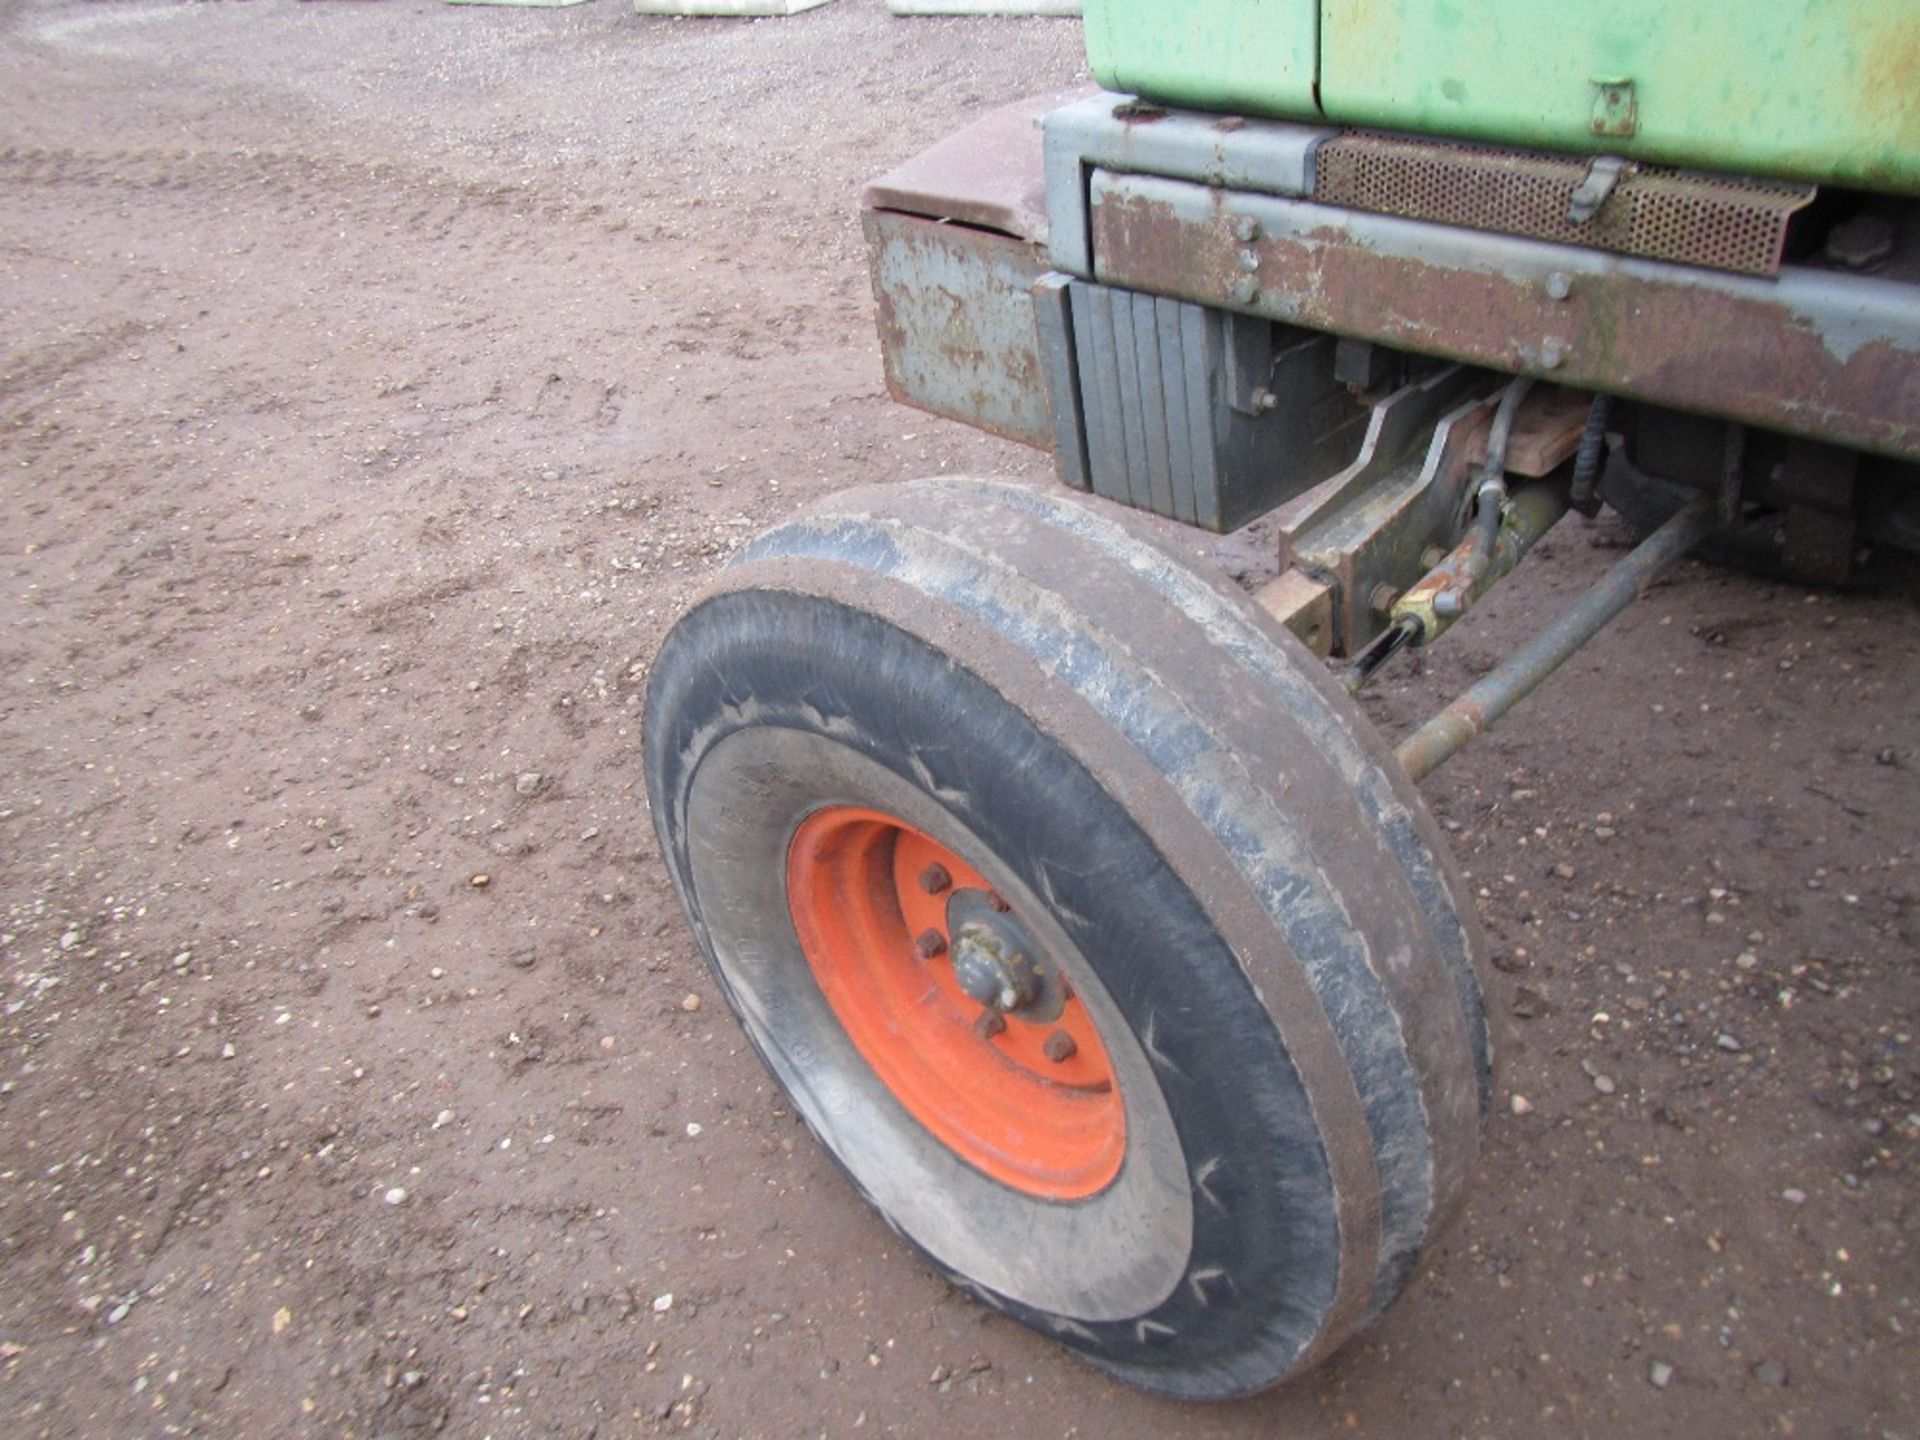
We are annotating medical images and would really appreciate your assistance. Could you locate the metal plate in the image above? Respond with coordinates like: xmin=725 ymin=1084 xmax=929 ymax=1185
xmin=1067 ymin=282 xmax=1370 ymax=532
xmin=1087 ymin=169 xmax=1920 ymax=462
xmin=861 ymin=89 xmax=1084 ymax=243
xmin=1042 ymin=90 xmax=1334 ymax=278
xmin=863 ymin=210 xmax=1053 ymax=450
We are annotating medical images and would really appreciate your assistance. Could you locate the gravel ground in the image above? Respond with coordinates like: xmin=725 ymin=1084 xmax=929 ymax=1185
xmin=1 ymin=2 xmax=1916 ymax=1436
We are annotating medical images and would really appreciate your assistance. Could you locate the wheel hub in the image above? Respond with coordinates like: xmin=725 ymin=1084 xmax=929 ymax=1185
xmin=942 ymin=889 xmax=1067 ymax=1024
xmin=783 ymin=805 xmax=1123 ymax=1199
xmin=950 ymin=918 xmax=1044 ymax=1012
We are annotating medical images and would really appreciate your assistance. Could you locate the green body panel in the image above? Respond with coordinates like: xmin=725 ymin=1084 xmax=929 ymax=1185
xmin=1083 ymin=0 xmax=1920 ymax=194
xmin=1323 ymin=0 xmax=1920 ymax=193
xmin=1083 ymin=0 xmax=1319 ymax=120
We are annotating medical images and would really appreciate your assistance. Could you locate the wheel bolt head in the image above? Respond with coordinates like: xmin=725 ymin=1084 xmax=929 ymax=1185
xmin=914 ymin=929 xmax=947 ymax=960
xmin=986 ymin=891 xmax=1011 ymax=913
xmin=917 ymin=863 xmax=952 ymax=896
xmin=1042 ymin=1029 xmax=1077 ymax=1064
xmin=973 ymin=1009 xmax=1007 ymax=1040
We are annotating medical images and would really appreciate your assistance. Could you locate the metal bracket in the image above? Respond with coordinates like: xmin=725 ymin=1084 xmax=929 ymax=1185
xmin=1223 ymin=312 xmax=1276 ymax=416
xmin=1717 ymin=423 xmax=1747 ymax=526
xmin=1567 ymin=155 xmax=1633 ymax=225
xmin=1041 ymin=91 xmax=1334 ymax=279
xmin=1589 ymin=78 xmax=1638 ymax=139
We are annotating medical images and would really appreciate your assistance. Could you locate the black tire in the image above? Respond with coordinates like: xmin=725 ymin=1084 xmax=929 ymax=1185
xmin=643 ymin=478 xmax=1492 ymax=1399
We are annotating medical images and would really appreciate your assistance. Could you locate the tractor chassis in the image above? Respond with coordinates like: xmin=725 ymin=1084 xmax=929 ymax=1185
xmin=861 ymin=92 xmax=1920 ymax=778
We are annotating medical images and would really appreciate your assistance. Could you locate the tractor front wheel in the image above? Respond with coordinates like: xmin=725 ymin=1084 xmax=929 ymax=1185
xmin=643 ymin=478 xmax=1492 ymax=1398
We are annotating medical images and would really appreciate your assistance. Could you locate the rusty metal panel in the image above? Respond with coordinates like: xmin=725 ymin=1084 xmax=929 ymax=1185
xmin=862 ymin=210 xmax=1053 ymax=450
xmin=1086 ymin=169 xmax=1920 ymax=462
xmin=860 ymin=90 xmax=1081 ymax=243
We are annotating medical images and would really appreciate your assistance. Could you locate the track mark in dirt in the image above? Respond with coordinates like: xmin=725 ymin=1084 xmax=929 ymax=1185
xmin=0 ymin=320 xmax=155 ymax=404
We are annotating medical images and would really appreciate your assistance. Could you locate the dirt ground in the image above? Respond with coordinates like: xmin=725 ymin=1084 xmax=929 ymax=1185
xmin=0 ymin=2 xmax=1915 ymax=1436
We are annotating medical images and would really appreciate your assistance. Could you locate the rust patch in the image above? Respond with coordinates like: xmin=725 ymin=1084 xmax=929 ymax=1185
xmin=862 ymin=210 xmax=1054 ymax=451
xmin=1091 ymin=183 xmax=1920 ymax=461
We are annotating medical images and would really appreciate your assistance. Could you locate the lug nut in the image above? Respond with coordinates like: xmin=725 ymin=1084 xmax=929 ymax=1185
xmin=917 ymin=863 xmax=952 ymax=896
xmin=973 ymin=1009 xmax=1007 ymax=1040
xmin=1042 ymin=1029 xmax=1078 ymax=1064
xmin=985 ymin=891 xmax=1011 ymax=913
xmin=914 ymin=929 xmax=947 ymax=960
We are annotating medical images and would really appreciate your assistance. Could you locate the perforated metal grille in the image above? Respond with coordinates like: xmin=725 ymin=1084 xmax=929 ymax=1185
xmin=1313 ymin=132 xmax=1815 ymax=277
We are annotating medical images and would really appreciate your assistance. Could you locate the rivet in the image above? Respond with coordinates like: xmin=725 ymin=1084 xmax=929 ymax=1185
xmin=1228 ymin=277 xmax=1259 ymax=306
xmin=1232 ymin=215 xmax=1260 ymax=243
xmin=1545 ymin=272 xmax=1573 ymax=302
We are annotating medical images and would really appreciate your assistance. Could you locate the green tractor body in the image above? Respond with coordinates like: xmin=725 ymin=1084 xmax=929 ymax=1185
xmin=1087 ymin=0 xmax=1920 ymax=193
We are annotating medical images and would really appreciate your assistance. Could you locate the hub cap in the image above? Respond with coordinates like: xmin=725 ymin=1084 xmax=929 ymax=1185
xmin=785 ymin=805 xmax=1125 ymax=1200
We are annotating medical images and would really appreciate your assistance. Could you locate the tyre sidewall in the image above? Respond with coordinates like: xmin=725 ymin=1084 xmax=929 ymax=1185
xmin=646 ymin=588 xmax=1344 ymax=1395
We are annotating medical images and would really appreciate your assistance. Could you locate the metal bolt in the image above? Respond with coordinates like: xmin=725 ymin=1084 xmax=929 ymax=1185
xmin=1042 ymin=1030 xmax=1078 ymax=1064
xmin=1236 ymin=248 xmax=1260 ymax=274
xmin=1250 ymin=386 xmax=1279 ymax=412
xmin=1228 ymin=277 xmax=1259 ymax=306
xmin=1421 ymin=545 xmax=1448 ymax=569
xmin=973 ymin=1009 xmax=1007 ymax=1040
xmin=1825 ymin=214 xmax=1896 ymax=272
xmin=985 ymin=891 xmax=1010 ymax=914
xmin=1433 ymin=589 xmax=1467 ymax=617
xmin=1540 ymin=342 xmax=1567 ymax=370
xmin=917 ymin=863 xmax=952 ymax=896
xmin=1059 ymin=978 xmax=1075 ymax=1003
xmin=1369 ymin=582 xmax=1400 ymax=617
xmin=1231 ymin=215 xmax=1260 ymax=243
xmin=1545 ymin=272 xmax=1573 ymax=302
xmin=914 ymin=929 xmax=947 ymax=960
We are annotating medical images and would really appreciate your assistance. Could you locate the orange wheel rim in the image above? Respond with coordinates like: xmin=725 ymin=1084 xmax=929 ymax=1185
xmin=785 ymin=806 xmax=1126 ymax=1200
